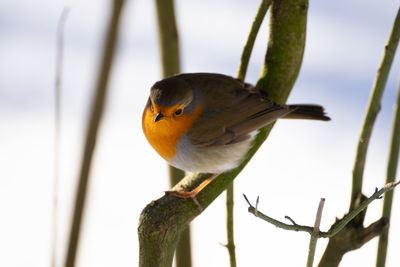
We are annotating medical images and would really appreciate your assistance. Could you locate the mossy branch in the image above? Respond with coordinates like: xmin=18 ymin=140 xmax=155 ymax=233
xmin=138 ymin=0 xmax=308 ymax=266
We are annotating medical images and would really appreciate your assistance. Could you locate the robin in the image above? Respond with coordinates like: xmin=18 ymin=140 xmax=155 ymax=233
xmin=142 ymin=73 xmax=330 ymax=210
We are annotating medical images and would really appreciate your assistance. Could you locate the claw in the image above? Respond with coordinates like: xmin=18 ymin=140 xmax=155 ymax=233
xmin=163 ymin=173 xmax=220 ymax=212
xmin=165 ymin=190 xmax=203 ymax=211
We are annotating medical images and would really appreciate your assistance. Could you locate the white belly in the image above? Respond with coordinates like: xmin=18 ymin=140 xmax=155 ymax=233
xmin=169 ymin=133 xmax=255 ymax=173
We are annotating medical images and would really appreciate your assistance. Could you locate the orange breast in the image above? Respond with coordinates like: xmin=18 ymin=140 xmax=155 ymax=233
xmin=142 ymin=103 xmax=202 ymax=161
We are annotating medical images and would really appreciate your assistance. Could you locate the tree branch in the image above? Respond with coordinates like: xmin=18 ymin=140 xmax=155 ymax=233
xmin=350 ymin=7 xmax=400 ymax=210
xmin=154 ymin=0 xmax=180 ymax=77
xmin=64 ymin=1 xmax=125 ymax=267
xmin=138 ymin=0 xmax=309 ymax=266
xmin=243 ymin=181 xmax=399 ymax=238
xmin=306 ymin=198 xmax=325 ymax=267
xmin=318 ymin=218 xmax=388 ymax=267
xmin=225 ymin=1 xmax=272 ymax=266
xmin=376 ymin=61 xmax=400 ymax=266
xmin=236 ymin=0 xmax=272 ymax=80
xmin=52 ymin=8 xmax=69 ymax=267
xmin=225 ymin=183 xmax=236 ymax=267
xmin=318 ymin=8 xmax=400 ymax=267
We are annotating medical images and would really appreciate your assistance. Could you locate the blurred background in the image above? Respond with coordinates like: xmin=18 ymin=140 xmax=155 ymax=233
xmin=1 ymin=0 xmax=400 ymax=266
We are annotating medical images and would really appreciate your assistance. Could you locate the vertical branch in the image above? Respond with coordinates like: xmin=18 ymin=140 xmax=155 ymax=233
xmin=226 ymin=1 xmax=272 ymax=266
xmin=154 ymin=0 xmax=180 ymax=77
xmin=170 ymin=169 xmax=192 ymax=267
xmin=154 ymin=1 xmax=192 ymax=267
xmin=225 ymin=183 xmax=236 ymax=267
xmin=318 ymin=8 xmax=400 ymax=267
xmin=256 ymin=0 xmax=308 ymax=100
xmin=306 ymin=199 xmax=325 ymax=267
xmin=53 ymin=7 xmax=69 ymax=267
xmin=376 ymin=72 xmax=400 ymax=266
xmin=64 ymin=1 xmax=125 ymax=267
xmin=350 ymin=7 xmax=400 ymax=209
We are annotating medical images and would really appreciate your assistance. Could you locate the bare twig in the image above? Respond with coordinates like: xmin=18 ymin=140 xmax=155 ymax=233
xmin=306 ymin=199 xmax=325 ymax=267
xmin=285 ymin=216 xmax=298 ymax=225
xmin=236 ymin=0 xmax=272 ymax=80
xmin=318 ymin=9 xmax=400 ymax=267
xmin=376 ymin=71 xmax=400 ymax=266
xmin=52 ymin=7 xmax=69 ymax=267
xmin=225 ymin=183 xmax=236 ymax=267
xmin=350 ymin=7 xmax=400 ymax=210
xmin=243 ymin=180 xmax=400 ymax=238
xmin=224 ymin=1 xmax=273 ymax=266
xmin=243 ymin=194 xmax=315 ymax=234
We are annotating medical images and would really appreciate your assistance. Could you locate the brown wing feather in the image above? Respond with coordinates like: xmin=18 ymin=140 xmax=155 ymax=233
xmin=187 ymin=81 xmax=292 ymax=147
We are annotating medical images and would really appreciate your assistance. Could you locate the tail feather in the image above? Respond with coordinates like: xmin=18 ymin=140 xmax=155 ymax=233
xmin=283 ymin=104 xmax=331 ymax=121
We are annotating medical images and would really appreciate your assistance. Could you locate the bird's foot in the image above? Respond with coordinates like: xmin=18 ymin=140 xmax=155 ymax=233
xmin=164 ymin=190 xmax=203 ymax=211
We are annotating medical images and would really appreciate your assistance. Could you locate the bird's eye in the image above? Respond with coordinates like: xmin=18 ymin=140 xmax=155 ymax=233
xmin=174 ymin=109 xmax=183 ymax=116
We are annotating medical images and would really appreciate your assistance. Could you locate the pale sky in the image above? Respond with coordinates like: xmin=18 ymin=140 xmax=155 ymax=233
xmin=1 ymin=0 xmax=400 ymax=267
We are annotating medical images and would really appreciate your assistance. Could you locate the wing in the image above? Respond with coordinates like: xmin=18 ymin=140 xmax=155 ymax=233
xmin=186 ymin=78 xmax=293 ymax=147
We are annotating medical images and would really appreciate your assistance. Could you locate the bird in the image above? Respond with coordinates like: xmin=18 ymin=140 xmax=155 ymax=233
xmin=142 ymin=73 xmax=330 ymax=210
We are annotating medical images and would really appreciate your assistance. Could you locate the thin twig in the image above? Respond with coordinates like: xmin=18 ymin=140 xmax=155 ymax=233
xmin=326 ymin=181 xmax=399 ymax=238
xmin=350 ymin=6 xmax=400 ymax=210
xmin=243 ymin=180 xmax=400 ymax=238
xmin=285 ymin=216 xmax=298 ymax=225
xmin=376 ymin=68 xmax=400 ymax=266
xmin=244 ymin=193 xmax=315 ymax=233
xmin=52 ymin=7 xmax=69 ymax=267
xmin=224 ymin=1 xmax=273 ymax=266
xmin=236 ymin=0 xmax=272 ymax=80
xmin=226 ymin=183 xmax=236 ymax=267
xmin=306 ymin=198 xmax=325 ymax=267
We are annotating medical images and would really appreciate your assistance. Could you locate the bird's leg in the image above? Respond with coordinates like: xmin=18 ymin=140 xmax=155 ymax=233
xmin=165 ymin=173 xmax=219 ymax=211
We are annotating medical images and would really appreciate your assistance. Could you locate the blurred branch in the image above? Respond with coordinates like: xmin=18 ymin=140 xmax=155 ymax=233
xmin=64 ymin=1 xmax=125 ymax=267
xmin=138 ymin=0 xmax=308 ymax=266
xmin=154 ymin=1 xmax=192 ymax=267
xmin=376 ymin=64 xmax=400 ymax=265
xmin=155 ymin=0 xmax=180 ymax=77
xmin=350 ymin=7 xmax=400 ymax=209
xmin=52 ymin=7 xmax=69 ymax=267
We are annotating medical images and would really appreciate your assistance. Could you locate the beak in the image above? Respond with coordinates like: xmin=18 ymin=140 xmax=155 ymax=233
xmin=154 ymin=112 xmax=164 ymax=122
